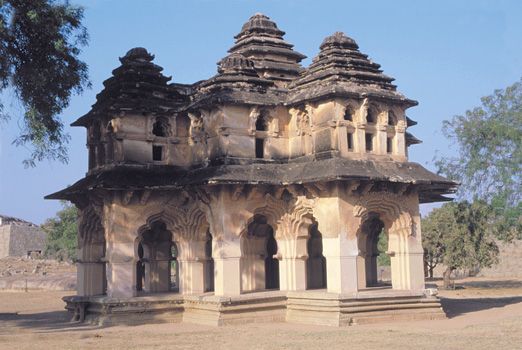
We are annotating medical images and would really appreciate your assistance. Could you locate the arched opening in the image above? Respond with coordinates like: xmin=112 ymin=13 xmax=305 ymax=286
xmin=388 ymin=110 xmax=398 ymax=126
xmin=152 ymin=117 xmax=169 ymax=137
xmin=204 ymin=230 xmax=214 ymax=292
xmin=136 ymin=220 xmax=175 ymax=293
xmin=240 ymin=214 xmax=279 ymax=292
xmin=256 ymin=115 xmax=268 ymax=131
xmin=255 ymin=138 xmax=264 ymax=158
xmin=255 ymin=114 xmax=267 ymax=159
xmin=136 ymin=242 xmax=145 ymax=292
xmin=306 ymin=222 xmax=327 ymax=289
xmin=358 ymin=214 xmax=389 ymax=288
xmin=265 ymin=229 xmax=279 ymax=290
xmin=366 ymin=107 xmax=377 ymax=124
xmin=343 ymin=107 xmax=353 ymax=121
xmin=170 ymin=243 xmax=179 ymax=292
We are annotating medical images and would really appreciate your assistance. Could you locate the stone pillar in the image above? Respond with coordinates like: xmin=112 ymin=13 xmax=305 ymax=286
xmin=376 ymin=125 xmax=387 ymax=155
xmin=314 ymin=193 xmax=359 ymax=294
xmin=278 ymin=238 xmax=307 ymax=291
xmin=106 ymin=241 xmax=136 ymax=298
xmin=213 ymin=238 xmax=242 ymax=296
xmin=77 ymin=242 xmax=106 ymax=296
xmin=338 ymin=126 xmax=348 ymax=156
xmin=323 ymin=236 xmax=359 ymax=294
xmin=241 ymin=237 xmax=266 ymax=292
xmin=354 ymin=123 xmax=366 ymax=154
xmin=178 ymin=240 xmax=206 ymax=294
xmin=396 ymin=123 xmax=406 ymax=158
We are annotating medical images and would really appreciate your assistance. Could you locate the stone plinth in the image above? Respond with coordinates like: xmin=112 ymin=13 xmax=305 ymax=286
xmin=63 ymin=288 xmax=445 ymax=327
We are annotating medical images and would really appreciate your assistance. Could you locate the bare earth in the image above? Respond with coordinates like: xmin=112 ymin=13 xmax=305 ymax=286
xmin=1 ymin=278 xmax=522 ymax=350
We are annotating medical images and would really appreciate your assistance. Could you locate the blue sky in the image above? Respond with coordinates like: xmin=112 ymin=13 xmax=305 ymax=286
xmin=1 ymin=0 xmax=521 ymax=224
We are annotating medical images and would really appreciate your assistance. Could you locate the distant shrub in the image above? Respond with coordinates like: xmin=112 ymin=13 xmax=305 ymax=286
xmin=41 ymin=202 xmax=78 ymax=261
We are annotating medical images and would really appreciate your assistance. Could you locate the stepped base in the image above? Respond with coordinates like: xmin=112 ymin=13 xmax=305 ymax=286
xmin=286 ymin=289 xmax=446 ymax=326
xmin=64 ymin=288 xmax=445 ymax=327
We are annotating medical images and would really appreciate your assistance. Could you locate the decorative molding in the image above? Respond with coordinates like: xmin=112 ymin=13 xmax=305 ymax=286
xmin=353 ymin=191 xmax=415 ymax=236
xmin=78 ymin=205 xmax=105 ymax=248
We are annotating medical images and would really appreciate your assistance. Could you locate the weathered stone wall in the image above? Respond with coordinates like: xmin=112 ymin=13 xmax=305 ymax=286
xmin=0 ymin=224 xmax=47 ymax=258
xmin=0 ymin=226 xmax=11 ymax=259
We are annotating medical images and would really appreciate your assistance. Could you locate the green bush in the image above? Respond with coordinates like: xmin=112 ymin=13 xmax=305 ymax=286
xmin=41 ymin=202 xmax=78 ymax=261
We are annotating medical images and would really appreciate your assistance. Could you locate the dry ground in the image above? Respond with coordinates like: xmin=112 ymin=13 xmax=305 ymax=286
xmin=1 ymin=278 xmax=522 ymax=350
xmin=0 ymin=257 xmax=75 ymax=291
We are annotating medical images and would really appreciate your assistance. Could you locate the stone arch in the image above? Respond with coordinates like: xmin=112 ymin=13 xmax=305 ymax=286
xmin=239 ymin=214 xmax=279 ymax=292
xmin=136 ymin=198 xmax=212 ymax=294
xmin=135 ymin=219 xmax=175 ymax=293
xmin=366 ymin=104 xmax=379 ymax=124
xmin=342 ymin=101 xmax=359 ymax=122
xmin=353 ymin=192 xmax=416 ymax=290
xmin=356 ymin=213 xmax=386 ymax=287
xmin=243 ymin=193 xmax=321 ymax=292
xmin=152 ymin=116 xmax=171 ymax=137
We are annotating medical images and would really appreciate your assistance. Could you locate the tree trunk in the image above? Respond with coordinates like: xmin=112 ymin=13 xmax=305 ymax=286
xmin=442 ymin=266 xmax=453 ymax=289
xmin=429 ymin=265 xmax=434 ymax=279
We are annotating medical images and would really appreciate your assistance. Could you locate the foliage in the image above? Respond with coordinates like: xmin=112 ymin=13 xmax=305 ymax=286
xmin=41 ymin=202 xmax=78 ymax=261
xmin=0 ymin=0 xmax=89 ymax=166
xmin=422 ymin=201 xmax=499 ymax=287
xmin=436 ymin=78 xmax=522 ymax=240
xmin=377 ymin=230 xmax=390 ymax=266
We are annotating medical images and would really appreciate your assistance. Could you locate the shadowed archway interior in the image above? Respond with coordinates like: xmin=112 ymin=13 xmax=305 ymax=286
xmin=306 ymin=222 xmax=326 ymax=290
xmin=358 ymin=214 xmax=387 ymax=288
xmin=136 ymin=221 xmax=176 ymax=293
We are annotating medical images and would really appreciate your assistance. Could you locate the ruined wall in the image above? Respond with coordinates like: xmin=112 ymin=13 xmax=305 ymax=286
xmin=0 ymin=224 xmax=47 ymax=258
xmin=0 ymin=226 xmax=11 ymax=258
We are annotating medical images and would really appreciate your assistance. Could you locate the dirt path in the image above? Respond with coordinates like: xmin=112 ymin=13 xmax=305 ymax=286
xmin=1 ymin=280 xmax=522 ymax=350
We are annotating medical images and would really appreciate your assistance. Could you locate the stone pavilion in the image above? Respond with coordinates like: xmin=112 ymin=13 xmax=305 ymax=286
xmin=47 ymin=14 xmax=457 ymax=326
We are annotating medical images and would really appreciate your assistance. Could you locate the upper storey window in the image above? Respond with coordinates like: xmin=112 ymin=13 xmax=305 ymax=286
xmin=388 ymin=111 xmax=398 ymax=126
xmin=366 ymin=108 xmax=377 ymax=124
xmin=152 ymin=117 xmax=170 ymax=137
xmin=365 ymin=133 xmax=374 ymax=152
xmin=343 ymin=108 xmax=353 ymax=121
xmin=256 ymin=115 xmax=268 ymax=131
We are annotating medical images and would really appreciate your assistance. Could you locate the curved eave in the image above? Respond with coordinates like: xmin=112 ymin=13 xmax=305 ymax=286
xmin=46 ymin=159 xmax=457 ymax=203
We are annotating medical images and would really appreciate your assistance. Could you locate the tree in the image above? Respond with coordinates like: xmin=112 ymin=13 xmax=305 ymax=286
xmin=422 ymin=201 xmax=499 ymax=289
xmin=0 ymin=0 xmax=89 ymax=166
xmin=377 ymin=231 xmax=390 ymax=266
xmin=41 ymin=202 xmax=77 ymax=261
xmin=436 ymin=78 xmax=522 ymax=240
